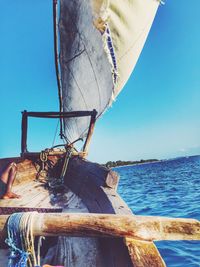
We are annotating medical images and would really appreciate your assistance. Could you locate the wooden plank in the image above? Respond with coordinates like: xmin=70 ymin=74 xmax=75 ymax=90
xmin=125 ymin=239 xmax=166 ymax=267
xmin=0 ymin=181 xmax=47 ymax=207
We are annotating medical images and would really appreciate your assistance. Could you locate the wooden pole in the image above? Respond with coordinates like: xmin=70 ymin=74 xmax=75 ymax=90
xmin=0 ymin=213 xmax=200 ymax=244
xmin=83 ymin=109 xmax=97 ymax=157
xmin=21 ymin=110 xmax=28 ymax=155
xmin=53 ymin=0 xmax=64 ymax=136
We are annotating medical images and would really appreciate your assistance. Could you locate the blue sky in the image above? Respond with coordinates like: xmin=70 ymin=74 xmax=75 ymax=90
xmin=0 ymin=1 xmax=200 ymax=163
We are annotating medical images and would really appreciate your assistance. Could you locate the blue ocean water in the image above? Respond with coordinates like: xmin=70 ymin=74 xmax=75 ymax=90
xmin=116 ymin=155 xmax=200 ymax=267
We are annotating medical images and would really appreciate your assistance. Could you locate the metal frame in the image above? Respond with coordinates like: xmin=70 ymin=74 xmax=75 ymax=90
xmin=21 ymin=110 xmax=97 ymax=157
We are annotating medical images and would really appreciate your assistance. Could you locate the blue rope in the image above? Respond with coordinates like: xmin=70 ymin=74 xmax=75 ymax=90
xmin=5 ymin=213 xmax=29 ymax=267
xmin=105 ymin=25 xmax=118 ymax=84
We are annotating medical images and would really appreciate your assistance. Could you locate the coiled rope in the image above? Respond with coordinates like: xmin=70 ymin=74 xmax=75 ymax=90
xmin=5 ymin=212 xmax=43 ymax=267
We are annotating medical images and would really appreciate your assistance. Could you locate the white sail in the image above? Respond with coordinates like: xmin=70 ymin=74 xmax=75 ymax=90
xmin=58 ymin=0 xmax=160 ymax=143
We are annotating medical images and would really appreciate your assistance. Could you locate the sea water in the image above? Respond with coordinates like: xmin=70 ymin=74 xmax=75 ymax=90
xmin=116 ymin=155 xmax=200 ymax=267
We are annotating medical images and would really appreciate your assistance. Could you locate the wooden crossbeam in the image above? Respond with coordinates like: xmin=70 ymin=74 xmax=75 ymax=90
xmin=0 ymin=213 xmax=200 ymax=245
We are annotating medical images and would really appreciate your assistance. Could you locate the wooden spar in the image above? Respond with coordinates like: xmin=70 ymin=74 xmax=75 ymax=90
xmin=53 ymin=0 xmax=63 ymax=135
xmin=21 ymin=110 xmax=28 ymax=154
xmin=0 ymin=213 xmax=200 ymax=244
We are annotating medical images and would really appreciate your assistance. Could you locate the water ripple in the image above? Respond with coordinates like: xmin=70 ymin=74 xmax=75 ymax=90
xmin=116 ymin=155 xmax=200 ymax=267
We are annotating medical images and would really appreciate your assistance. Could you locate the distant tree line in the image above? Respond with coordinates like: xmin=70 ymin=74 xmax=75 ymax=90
xmin=103 ymin=159 xmax=159 ymax=168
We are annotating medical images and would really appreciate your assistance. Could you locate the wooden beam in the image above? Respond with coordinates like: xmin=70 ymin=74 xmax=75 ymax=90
xmin=21 ymin=110 xmax=28 ymax=155
xmin=66 ymin=157 xmax=119 ymax=190
xmin=0 ymin=213 xmax=200 ymax=243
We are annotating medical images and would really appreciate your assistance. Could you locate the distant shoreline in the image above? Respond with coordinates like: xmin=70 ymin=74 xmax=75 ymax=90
xmin=103 ymin=155 xmax=200 ymax=169
xmin=112 ymin=160 xmax=161 ymax=168
xmin=103 ymin=159 xmax=160 ymax=168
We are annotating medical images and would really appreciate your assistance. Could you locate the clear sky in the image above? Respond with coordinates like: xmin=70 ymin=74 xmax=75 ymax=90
xmin=0 ymin=1 xmax=199 ymax=163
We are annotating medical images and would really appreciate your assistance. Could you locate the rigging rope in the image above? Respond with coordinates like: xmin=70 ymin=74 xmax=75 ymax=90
xmin=5 ymin=212 xmax=43 ymax=267
xmin=6 ymin=213 xmax=29 ymax=267
xmin=52 ymin=119 xmax=60 ymax=147
xmin=20 ymin=212 xmax=38 ymax=266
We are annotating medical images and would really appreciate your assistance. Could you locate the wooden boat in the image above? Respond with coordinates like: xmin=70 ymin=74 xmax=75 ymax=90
xmin=1 ymin=148 xmax=200 ymax=266
xmin=0 ymin=113 xmax=200 ymax=266
xmin=0 ymin=151 xmax=168 ymax=266
xmin=1 ymin=1 xmax=200 ymax=266
xmin=0 ymin=110 xmax=166 ymax=266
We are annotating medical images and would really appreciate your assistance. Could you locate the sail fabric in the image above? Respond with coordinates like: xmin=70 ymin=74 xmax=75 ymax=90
xmin=58 ymin=0 xmax=159 ymax=143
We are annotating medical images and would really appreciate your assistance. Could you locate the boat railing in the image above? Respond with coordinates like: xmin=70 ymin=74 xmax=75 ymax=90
xmin=21 ymin=109 xmax=97 ymax=158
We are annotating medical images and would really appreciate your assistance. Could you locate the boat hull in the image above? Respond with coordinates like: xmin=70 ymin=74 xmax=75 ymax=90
xmin=0 ymin=155 xmax=165 ymax=266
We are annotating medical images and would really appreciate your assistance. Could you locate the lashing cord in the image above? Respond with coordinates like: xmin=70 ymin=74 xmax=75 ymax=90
xmin=38 ymin=137 xmax=82 ymax=189
xmin=5 ymin=212 xmax=43 ymax=267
